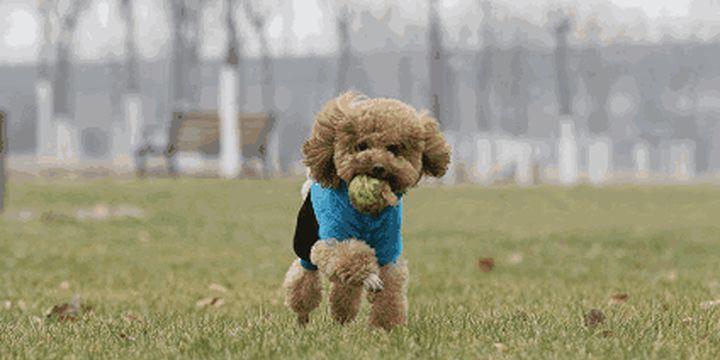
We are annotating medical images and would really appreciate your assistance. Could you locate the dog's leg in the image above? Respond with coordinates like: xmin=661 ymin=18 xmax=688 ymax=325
xmin=283 ymin=259 xmax=322 ymax=326
xmin=310 ymin=238 xmax=382 ymax=291
xmin=367 ymin=260 xmax=408 ymax=331
xmin=329 ymin=280 xmax=363 ymax=325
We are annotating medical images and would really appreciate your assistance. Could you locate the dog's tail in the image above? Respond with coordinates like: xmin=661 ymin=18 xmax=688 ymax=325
xmin=301 ymin=167 xmax=312 ymax=200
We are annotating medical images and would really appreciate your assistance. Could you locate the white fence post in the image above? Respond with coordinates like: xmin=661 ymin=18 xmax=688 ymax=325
xmin=633 ymin=142 xmax=650 ymax=180
xmin=442 ymin=131 xmax=458 ymax=185
xmin=588 ymin=137 xmax=611 ymax=185
xmin=670 ymin=140 xmax=695 ymax=182
xmin=55 ymin=117 xmax=79 ymax=164
xmin=35 ymin=80 xmax=55 ymax=163
xmin=515 ymin=139 xmax=534 ymax=186
xmin=558 ymin=117 xmax=578 ymax=185
xmin=219 ymin=65 xmax=241 ymax=178
xmin=113 ymin=94 xmax=144 ymax=169
xmin=474 ymin=133 xmax=494 ymax=184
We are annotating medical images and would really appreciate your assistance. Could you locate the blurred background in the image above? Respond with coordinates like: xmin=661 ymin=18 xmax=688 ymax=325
xmin=1 ymin=0 xmax=720 ymax=186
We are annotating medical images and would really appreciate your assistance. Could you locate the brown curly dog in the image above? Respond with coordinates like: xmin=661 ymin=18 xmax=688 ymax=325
xmin=283 ymin=92 xmax=451 ymax=330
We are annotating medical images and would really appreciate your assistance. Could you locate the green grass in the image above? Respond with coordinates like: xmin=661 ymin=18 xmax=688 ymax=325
xmin=2 ymin=179 xmax=720 ymax=359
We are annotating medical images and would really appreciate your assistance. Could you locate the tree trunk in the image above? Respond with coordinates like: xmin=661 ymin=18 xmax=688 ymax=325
xmin=0 ymin=111 xmax=6 ymax=213
xmin=336 ymin=6 xmax=352 ymax=94
xmin=219 ymin=0 xmax=242 ymax=178
xmin=554 ymin=17 xmax=577 ymax=185
xmin=117 ymin=0 xmax=143 ymax=168
xmin=36 ymin=2 xmax=56 ymax=161
xmin=52 ymin=1 xmax=88 ymax=164
xmin=428 ymin=0 xmax=444 ymax=126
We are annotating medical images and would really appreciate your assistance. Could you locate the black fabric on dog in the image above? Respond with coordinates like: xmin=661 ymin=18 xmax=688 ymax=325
xmin=293 ymin=189 xmax=319 ymax=262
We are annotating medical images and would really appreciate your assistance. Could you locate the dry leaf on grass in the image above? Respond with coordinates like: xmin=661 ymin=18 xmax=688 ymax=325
xmin=508 ymin=253 xmax=524 ymax=265
xmin=2 ymin=300 xmax=27 ymax=311
xmin=478 ymin=258 xmax=495 ymax=272
xmin=119 ymin=333 xmax=137 ymax=341
xmin=123 ymin=312 xmax=145 ymax=324
xmin=196 ymin=297 xmax=225 ymax=309
xmin=46 ymin=296 xmax=93 ymax=322
xmin=494 ymin=343 xmax=508 ymax=352
xmin=609 ymin=293 xmax=629 ymax=305
xmin=700 ymin=299 xmax=720 ymax=309
xmin=30 ymin=316 xmax=43 ymax=326
xmin=209 ymin=283 xmax=228 ymax=293
xmin=584 ymin=309 xmax=606 ymax=328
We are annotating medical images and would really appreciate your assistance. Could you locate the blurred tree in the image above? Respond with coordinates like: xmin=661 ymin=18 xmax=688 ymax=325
xmin=553 ymin=14 xmax=572 ymax=117
xmin=118 ymin=0 xmax=143 ymax=160
xmin=428 ymin=0 xmax=445 ymax=127
xmin=243 ymin=0 xmax=276 ymax=116
xmin=37 ymin=0 xmax=55 ymax=83
xmin=243 ymin=0 xmax=279 ymax=174
xmin=224 ymin=0 xmax=244 ymax=109
xmin=398 ymin=56 xmax=413 ymax=103
xmin=579 ymin=19 xmax=613 ymax=134
xmin=52 ymin=0 xmax=91 ymax=121
xmin=0 ymin=111 xmax=5 ymax=213
xmin=633 ymin=63 xmax=672 ymax=146
xmin=475 ymin=1 xmax=496 ymax=132
xmin=168 ymin=0 xmax=206 ymax=112
xmin=493 ymin=32 xmax=531 ymax=137
xmin=335 ymin=2 xmax=353 ymax=94
xmin=506 ymin=39 xmax=531 ymax=136
xmin=217 ymin=0 xmax=244 ymax=178
xmin=120 ymin=0 xmax=139 ymax=94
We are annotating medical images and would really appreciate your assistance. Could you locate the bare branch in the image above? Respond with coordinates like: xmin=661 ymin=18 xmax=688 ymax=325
xmin=225 ymin=0 xmax=240 ymax=65
xmin=120 ymin=0 xmax=139 ymax=92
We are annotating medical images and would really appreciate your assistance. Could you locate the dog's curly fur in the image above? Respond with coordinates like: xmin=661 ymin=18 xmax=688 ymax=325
xmin=282 ymin=260 xmax=322 ymax=325
xmin=368 ymin=260 xmax=409 ymax=330
xmin=284 ymin=92 xmax=450 ymax=330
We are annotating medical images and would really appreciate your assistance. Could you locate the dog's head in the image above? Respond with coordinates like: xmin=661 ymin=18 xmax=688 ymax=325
xmin=302 ymin=92 xmax=451 ymax=193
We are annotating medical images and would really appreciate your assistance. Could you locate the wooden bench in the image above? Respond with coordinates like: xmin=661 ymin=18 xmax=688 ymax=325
xmin=135 ymin=112 xmax=274 ymax=177
xmin=0 ymin=111 xmax=6 ymax=212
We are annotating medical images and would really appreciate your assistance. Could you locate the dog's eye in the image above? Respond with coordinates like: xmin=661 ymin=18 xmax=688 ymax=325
xmin=387 ymin=144 xmax=400 ymax=156
xmin=356 ymin=142 xmax=368 ymax=152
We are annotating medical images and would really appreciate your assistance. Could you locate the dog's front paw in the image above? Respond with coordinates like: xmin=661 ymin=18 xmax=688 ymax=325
xmin=363 ymin=273 xmax=384 ymax=292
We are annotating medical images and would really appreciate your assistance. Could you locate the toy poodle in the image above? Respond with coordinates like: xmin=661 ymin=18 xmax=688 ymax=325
xmin=283 ymin=92 xmax=451 ymax=330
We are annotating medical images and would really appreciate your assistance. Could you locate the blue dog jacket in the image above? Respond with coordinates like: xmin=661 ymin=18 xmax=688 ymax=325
xmin=293 ymin=181 xmax=403 ymax=271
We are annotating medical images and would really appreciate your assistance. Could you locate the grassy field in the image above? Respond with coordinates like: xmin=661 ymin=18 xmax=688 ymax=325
xmin=2 ymin=179 xmax=720 ymax=359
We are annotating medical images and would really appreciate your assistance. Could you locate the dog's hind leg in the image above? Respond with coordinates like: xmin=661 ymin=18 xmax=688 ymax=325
xmin=329 ymin=281 xmax=363 ymax=325
xmin=367 ymin=260 xmax=408 ymax=331
xmin=283 ymin=259 xmax=322 ymax=326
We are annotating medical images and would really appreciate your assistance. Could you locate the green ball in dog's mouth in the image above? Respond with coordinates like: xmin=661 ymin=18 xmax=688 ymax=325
xmin=348 ymin=175 xmax=398 ymax=215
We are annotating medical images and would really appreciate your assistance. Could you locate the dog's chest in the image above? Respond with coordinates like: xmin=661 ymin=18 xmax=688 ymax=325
xmin=310 ymin=182 xmax=402 ymax=252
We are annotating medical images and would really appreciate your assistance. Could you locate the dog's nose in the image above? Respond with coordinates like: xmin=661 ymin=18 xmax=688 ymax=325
xmin=371 ymin=165 xmax=385 ymax=177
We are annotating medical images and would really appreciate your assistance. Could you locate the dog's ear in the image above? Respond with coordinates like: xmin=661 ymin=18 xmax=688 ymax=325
xmin=419 ymin=113 xmax=451 ymax=178
xmin=302 ymin=92 xmax=359 ymax=188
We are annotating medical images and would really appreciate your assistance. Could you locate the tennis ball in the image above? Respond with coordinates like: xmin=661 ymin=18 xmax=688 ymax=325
xmin=348 ymin=175 xmax=398 ymax=215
